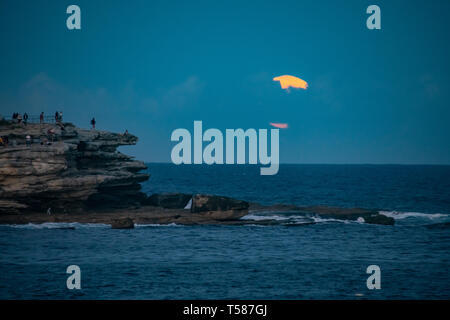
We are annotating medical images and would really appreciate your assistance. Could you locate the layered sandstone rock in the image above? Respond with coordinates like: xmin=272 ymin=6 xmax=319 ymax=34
xmin=0 ymin=120 xmax=149 ymax=214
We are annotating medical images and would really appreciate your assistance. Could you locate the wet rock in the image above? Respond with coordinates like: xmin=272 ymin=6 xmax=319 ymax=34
xmin=191 ymin=194 xmax=249 ymax=213
xmin=299 ymin=206 xmax=395 ymax=225
xmin=248 ymin=204 xmax=395 ymax=226
xmin=301 ymin=206 xmax=379 ymax=220
xmin=364 ymin=214 xmax=395 ymax=225
xmin=111 ymin=217 xmax=134 ymax=229
xmin=144 ymin=193 xmax=192 ymax=209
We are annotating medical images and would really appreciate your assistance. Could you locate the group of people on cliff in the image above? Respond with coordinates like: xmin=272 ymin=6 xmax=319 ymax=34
xmin=1 ymin=111 xmax=62 ymax=148
xmin=40 ymin=111 xmax=63 ymax=124
xmin=1 ymin=113 xmax=132 ymax=148
xmin=11 ymin=112 xmax=29 ymax=124
xmin=0 ymin=132 xmax=55 ymax=148
xmin=10 ymin=111 xmax=101 ymax=131
xmin=11 ymin=111 xmax=63 ymax=124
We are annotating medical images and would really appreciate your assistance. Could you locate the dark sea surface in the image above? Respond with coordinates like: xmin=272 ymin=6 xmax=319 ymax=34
xmin=1 ymin=164 xmax=449 ymax=299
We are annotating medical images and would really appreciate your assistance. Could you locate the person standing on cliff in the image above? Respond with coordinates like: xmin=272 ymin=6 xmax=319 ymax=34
xmin=40 ymin=112 xmax=44 ymax=124
xmin=23 ymin=113 xmax=28 ymax=125
xmin=47 ymin=128 xmax=55 ymax=143
xmin=26 ymin=135 xmax=31 ymax=147
xmin=0 ymin=136 xmax=8 ymax=147
xmin=91 ymin=117 xmax=96 ymax=130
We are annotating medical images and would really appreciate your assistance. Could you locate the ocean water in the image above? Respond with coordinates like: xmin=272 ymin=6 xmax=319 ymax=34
xmin=0 ymin=164 xmax=449 ymax=299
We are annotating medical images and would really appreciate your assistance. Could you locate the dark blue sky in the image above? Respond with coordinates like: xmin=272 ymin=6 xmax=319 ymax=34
xmin=1 ymin=0 xmax=449 ymax=163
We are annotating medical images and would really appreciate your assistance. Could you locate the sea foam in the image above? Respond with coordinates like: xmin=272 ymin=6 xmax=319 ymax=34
xmin=379 ymin=211 xmax=449 ymax=220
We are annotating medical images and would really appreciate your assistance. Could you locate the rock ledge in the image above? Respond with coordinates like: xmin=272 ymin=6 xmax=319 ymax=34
xmin=0 ymin=121 xmax=149 ymax=214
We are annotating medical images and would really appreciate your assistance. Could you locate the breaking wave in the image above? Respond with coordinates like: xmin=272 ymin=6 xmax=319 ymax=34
xmin=134 ymin=223 xmax=182 ymax=228
xmin=242 ymin=209 xmax=450 ymax=226
xmin=242 ymin=212 xmax=353 ymax=225
xmin=3 ymin=222 xmax=110 ymax=229
xmin=241 ymin=213 xmax=301 ymax=221
xmin=3 ymin=222 xmax=185 ymax=229
xmin=379 ymin=211 xmax=449 ymax=220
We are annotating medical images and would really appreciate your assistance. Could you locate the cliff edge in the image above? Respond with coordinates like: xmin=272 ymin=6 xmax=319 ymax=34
xmin=0 ymin=120 xmax=149 ymax=214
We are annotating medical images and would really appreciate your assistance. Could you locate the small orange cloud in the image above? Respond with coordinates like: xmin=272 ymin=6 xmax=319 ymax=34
xmin=273 ymin=75 xmax=308 ymax=90
xmin=270 ymin=123 xmax=288 ymax=129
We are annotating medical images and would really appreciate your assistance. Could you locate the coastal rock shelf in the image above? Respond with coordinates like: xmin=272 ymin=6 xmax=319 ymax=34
xmin=0 ymin=120 xmax=149 ymax=214
xmin=0 ymin=119 xmax=394 ymax=226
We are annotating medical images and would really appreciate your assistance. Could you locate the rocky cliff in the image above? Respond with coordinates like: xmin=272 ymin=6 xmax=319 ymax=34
xmin=0 ymin=120 xmax=149 ymax=214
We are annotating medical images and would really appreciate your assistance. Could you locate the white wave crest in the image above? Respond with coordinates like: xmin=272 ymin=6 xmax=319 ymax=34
xmin=4 ymin=222 xmax=109 ymax=229
xmin=241 ymin=214 xmax=295 ymax=221
xmin=310 ymin=216 xmax=350 ymax=224
xmin=379 ymin=211 xmax=449 ymax=220
xmin=242 ymin=213 xmax=350 ymax=224
xmin=134 ymin=223 xmax=182 ymax=227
